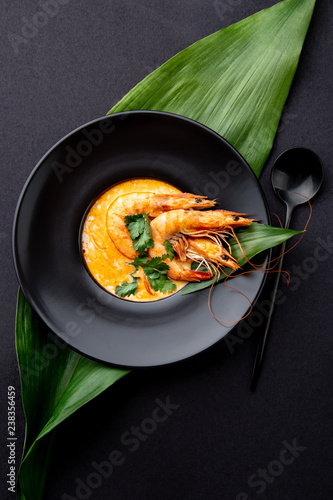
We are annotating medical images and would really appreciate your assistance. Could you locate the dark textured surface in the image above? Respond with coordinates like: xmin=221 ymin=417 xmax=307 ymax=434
xmin=1 ymin=1 xmax=332 ymax=499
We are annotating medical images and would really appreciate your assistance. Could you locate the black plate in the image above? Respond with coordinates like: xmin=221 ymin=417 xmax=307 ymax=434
xmin=13 ymin=111 xmax=270 ymax=367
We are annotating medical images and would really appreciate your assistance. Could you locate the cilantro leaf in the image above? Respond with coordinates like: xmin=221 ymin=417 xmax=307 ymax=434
xmin=145 ymin=256 xmax=169 ymax=272
xmin=124 ymin=214 xmax=145 ymax=239
xmin=116 ymin=254 xmax=176 ymax=296
xmin=164 ymin=240 xmax=175 ymax=260
xmin=138 ymin=256 xmax=176 ymax=293
xmin=116 ymin=215 xmax=177 ymax=296
xmin=115 ymin=277 xmax=139 ymax=298
xmin=133 ymin=231 xmax=154 ymax=253
xmin=131 ymin=254 xmax=150 ymax=270
xmin=148 ymin=274 xmax=177 ymax=293
xmin=125 ymin=214 xmax=154 ymax=253
xmin=144 ymin=269 xmax=160 ymax=280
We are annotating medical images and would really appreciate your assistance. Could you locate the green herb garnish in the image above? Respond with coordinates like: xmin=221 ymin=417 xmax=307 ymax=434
xmin=148 ymin=273 xmax=177 ymax=294
xmin=116 ymin=254 xmax=176 ymax=296
xmin=115 ymin=216 xmax=177 ymax=297
xmin=133 ymin=255 xmax=169 ymax=274
xmin=139 ymin=256 xmax=176 ymax=294
xmin=124 ymin=214 xmax=154 ymax=254
xmin=164 ymin=240 xmax=175 ymax=260
xmin=115 ymin=276 xmax=139 ymax=298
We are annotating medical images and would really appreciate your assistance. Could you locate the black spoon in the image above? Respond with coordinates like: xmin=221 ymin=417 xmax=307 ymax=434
xmin=251 ymin=147 xmax=324 ymax=391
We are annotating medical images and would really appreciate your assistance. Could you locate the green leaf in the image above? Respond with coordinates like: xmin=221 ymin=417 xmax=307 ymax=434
xmin=148 ymin=273 xmax=177 ymax=294
xmin=119 ymin=254 xmax=175 ymax=297
xmin=115 ymin=276 xmax=139 ymax=297
xmin=228 ymin=222 xmax=302 ymax=263
xmin=125 ymin=213 xmax=154 ymax=253
xmin=145 ymin=269 xmax=160 ymax=280
xmin=132 ymin=255 xmax=176 ymax=294
xmin=133 ymin=234 xmax=153 ymax=254
xmin=164 ymin=240 xmax=175 ymax=260
xmin=109 ymin=0 xmax=316 ymax=177
xmin=131 ymin=254 xmax=150 ymax=269
xmin=15 ymin=289 xmax=129 ymax=500
xmin=125 ymin=216 xmax=145 ymax=239
xmin=143 ymin=257 xmax=169 ymax=273
xmin=182 ymin=222 xmax=302 ymax=294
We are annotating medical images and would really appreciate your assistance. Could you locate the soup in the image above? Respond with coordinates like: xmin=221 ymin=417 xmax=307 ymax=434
xmin=81 ymin=178 xmax=188 ymax=302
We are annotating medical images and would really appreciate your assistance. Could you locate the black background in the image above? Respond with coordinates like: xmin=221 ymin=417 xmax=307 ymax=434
xmin=1 ymin=1 xmax=332 ymax=499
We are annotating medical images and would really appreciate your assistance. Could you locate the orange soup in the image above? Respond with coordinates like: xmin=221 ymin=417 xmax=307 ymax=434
xmin=81 ymin=178 xmax=188 ymax=302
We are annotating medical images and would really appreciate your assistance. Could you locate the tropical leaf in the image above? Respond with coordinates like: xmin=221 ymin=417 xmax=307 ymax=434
xmin=182 ymin=222 xmax=302 ymax=294
xmin=15 ymin=289 xmax=129 ymax=500
xmin=109 ymin=0 xmax=316 ymax=177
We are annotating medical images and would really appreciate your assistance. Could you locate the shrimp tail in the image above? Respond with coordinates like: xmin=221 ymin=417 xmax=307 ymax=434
xmin=185 ymin=269 xmax=213 ymax=281
xmin=167 ymin=267 xmax=213 ymax=282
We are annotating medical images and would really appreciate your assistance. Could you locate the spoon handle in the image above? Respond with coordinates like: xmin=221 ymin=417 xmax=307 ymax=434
xmin=251 ymin=206 xmax=293 ymax=391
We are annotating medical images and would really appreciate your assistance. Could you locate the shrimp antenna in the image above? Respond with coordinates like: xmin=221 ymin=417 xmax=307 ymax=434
xmin=207 ymin=272 xmax=253 ymax=325
xmin=206 ymin=190 xmax=312 ymax=324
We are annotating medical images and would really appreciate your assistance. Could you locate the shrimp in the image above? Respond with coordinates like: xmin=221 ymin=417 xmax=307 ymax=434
xmin=171 ymin=234 xmax=235 ymax=265
xmin=150 ymin=209 xmax=253 ymax=240
xmin=106 ymin=192 xmax=215 ymax=259
xmin=150 ymin=209 xmax=253 ymax=281
xmin=178 ymin=237 xmax=239 ymax=272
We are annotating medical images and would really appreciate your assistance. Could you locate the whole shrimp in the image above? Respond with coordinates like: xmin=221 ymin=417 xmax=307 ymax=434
xmin=106 ymin=192 xmax=215 ymax=259
xmin=149 ymin=209 xmax=253 ymax=281
xmin=174 ymin=236 xmax=239 ymax=272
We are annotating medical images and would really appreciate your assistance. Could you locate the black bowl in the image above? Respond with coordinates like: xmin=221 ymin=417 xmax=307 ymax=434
xmin=13 ymin=111 xmax=270 ymax=367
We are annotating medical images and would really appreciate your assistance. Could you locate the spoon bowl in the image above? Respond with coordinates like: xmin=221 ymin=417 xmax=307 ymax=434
xmin=271 ymin=147 xmax=324 ymax=213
